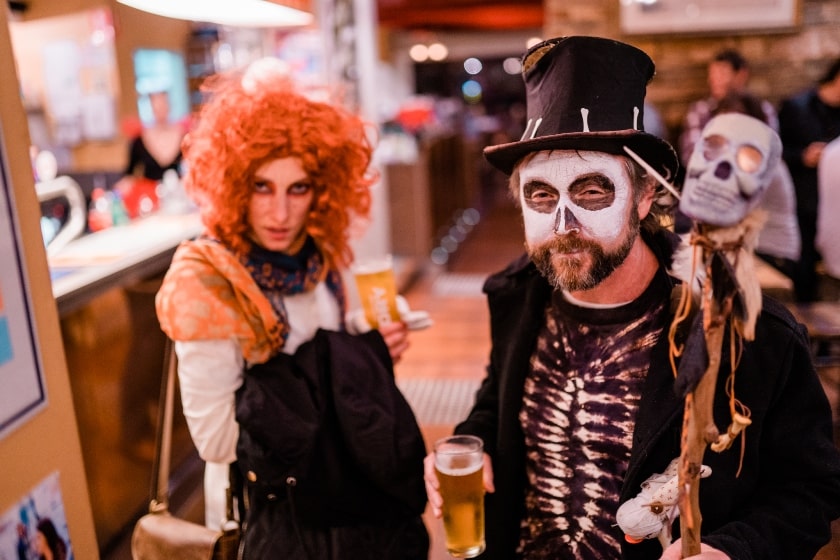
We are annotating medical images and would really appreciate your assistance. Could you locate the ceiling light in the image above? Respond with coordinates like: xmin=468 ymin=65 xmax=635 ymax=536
xmin=526 ymin=36 xmax=543 ymax=49
xmin=503 ymin=57 xmax=522 ymax=75
xmin=461 ymin=80 xmax=482 ymax=103
xmin=427 ymin=42 xmax=448 ymax=62
xmin=116 ymin=0 xmax=313 ymax=28
xmin=464 ymin=57 xmax=482 ymax=75
xmin=409 ymin=44 xmax=429 ymax=62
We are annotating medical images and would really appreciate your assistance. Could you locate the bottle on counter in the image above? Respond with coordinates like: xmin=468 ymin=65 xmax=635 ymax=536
xmin=109 ymin=189 xmax=131 ymax=226
xmin=88 ymin=187 xmax=130 ymax=232
xmin=156 ymin=168 xmax=191 ymax=214
xmin=88 ymin=187 xmax=112 ymax=232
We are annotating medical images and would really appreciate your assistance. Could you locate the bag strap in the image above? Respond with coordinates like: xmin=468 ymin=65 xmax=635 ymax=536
xmin=149 ymin=337 xmax=178 ymax=512
xmin=150 ymin=339 xmax=240 ymax=530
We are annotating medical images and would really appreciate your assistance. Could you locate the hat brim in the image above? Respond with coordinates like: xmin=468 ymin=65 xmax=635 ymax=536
xmin=483 ymin=130 xmax=679 ymax=179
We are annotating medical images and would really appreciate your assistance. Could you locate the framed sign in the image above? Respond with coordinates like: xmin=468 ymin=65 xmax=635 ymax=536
xmin=0 ymin=128 xmax=47 ymax=439
xmin=619 ymin=0 xmax=800 ymax=35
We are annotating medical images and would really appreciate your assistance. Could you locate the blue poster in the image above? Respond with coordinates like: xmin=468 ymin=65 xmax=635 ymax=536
xmin=0 ymin=315 xmax=12 ymax=365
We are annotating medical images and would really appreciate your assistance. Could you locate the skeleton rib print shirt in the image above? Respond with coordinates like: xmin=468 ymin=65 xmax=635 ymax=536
xmin=518 ymin=266 xmax=670 ymax=559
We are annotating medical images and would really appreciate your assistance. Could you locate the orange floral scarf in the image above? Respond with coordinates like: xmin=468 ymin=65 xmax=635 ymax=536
xmin=156 ymin=238 xmax=285 ymax=364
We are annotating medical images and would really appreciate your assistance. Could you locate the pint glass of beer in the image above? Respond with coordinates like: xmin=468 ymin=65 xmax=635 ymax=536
xmin=351 ymin=255 xmax=400 ymax=328
xmin=434 ymin=435 xmax=486 ymax=558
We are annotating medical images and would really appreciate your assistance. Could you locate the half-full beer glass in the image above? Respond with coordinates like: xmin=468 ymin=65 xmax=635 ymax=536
xmin=351 ymin=255 xmax=400 ymax=328
xmin=434 ymin=435 xmax=485 ymax=558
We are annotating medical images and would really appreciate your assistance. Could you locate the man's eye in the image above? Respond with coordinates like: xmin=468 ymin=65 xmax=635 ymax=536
xmin=529 ymin=189 xmax=555 ymax=202
xmin=570 ymin=185 xmax=614 ymax=210
xmin=522 ymin=181 xmax=559 ymax=212
xmin=577 ymin=185 xmax=608 ymax=198
xmin=567 ymin=174 xmax=615 ymax=210
xmin=524 ymin=189 xmax=558 ymax=214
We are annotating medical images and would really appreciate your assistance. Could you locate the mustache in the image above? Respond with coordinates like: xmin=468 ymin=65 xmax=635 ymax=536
xmin=532 ymin=235 xmax=598 ymax=254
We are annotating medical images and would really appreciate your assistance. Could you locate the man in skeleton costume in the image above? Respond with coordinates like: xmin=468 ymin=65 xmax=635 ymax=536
xmin=423 ymin=36 xmax=840 ymax=560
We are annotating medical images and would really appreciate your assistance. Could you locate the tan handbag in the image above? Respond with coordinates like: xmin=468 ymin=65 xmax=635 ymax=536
xmin=131 ymin=340 xmax=241 ymax=560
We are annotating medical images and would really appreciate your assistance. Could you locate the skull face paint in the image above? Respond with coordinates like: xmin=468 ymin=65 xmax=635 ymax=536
xmin=518 ymin=150 xmax=634 ymax=247
xmin=680 ymin=113 xmax=782 ymax=227
xmin=518 ymin=150 xmax=640 ymax=291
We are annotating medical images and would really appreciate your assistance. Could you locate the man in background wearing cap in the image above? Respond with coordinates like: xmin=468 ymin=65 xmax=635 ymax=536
xmin=423 ymin=36 xmax=840 ymax=560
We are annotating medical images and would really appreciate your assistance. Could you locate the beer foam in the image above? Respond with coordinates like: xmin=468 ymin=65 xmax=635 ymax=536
xmin=436 ymin=461 xmax=482 ymax=477
xmin=351 ymin=255 xmax=393 ymax=274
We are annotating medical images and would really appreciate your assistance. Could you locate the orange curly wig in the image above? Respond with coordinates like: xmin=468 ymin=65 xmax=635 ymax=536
xmin=182 ymin=61 xmax=375 ymax=269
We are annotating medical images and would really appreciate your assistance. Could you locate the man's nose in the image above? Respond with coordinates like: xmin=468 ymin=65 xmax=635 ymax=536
xmin=554 ymin=206 xmax=582 ymax=234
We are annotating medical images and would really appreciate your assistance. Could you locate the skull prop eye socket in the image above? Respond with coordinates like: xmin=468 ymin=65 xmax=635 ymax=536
xmin=680 ymin=113 xmax=782 ymax=227
xmin=702 ymin=134 xmax=729 ymax=161
xmin=736 ymin=144 xmax=763 ymax=174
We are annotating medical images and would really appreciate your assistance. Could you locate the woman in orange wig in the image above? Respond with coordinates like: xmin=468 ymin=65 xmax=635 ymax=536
xmin=156 ymin=59 xmax=427 ymax=558
xmin=182 ymin=60 xmax=373 ymax=267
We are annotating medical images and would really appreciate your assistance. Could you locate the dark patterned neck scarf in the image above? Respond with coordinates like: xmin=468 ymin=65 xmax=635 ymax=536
xmin=241 ymin=236 xmax=346 ymax=345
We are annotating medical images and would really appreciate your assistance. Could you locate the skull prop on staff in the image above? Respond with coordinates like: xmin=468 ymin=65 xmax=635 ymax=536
xmin=671 ymin=113 xmax=782 ymax=557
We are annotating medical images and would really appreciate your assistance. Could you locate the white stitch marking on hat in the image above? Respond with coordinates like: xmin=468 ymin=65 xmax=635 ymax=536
xmin=520 ymin=119 xmax=534 ymax=141
xmin=529 ymin=117 xmax=543 ymax=139
xmin=581 ymin=108 xmax=590 ymax=132
xmin=634 ymin=106 xmax=640 ymax=130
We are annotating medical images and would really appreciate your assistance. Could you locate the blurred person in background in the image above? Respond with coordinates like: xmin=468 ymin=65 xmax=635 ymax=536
xmin=125 ymin=89 xmax=185 ymax=182
xmin=817 ymin=135 xmax=840 ymax=299
xmin=678 ymin=48 xmax=778 ymax=166
xmin=779 ymin=57 xmax=840 ymax=302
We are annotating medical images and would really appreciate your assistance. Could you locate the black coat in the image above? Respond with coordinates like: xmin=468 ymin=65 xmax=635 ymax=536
xmin=235 ymin=329 xmax=429 ymax=559
xmin=455 ymin=231 xmax=840 ymax=559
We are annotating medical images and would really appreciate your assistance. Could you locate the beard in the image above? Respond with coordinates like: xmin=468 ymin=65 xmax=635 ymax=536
xmin=528 ymin=212 xmax=640 ymax=291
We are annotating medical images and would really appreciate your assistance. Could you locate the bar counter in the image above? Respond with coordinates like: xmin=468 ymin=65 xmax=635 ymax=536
xmin=49 ymin=211 xmax=203 ymax=316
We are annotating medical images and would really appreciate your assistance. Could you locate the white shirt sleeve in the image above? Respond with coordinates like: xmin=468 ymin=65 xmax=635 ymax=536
xmin=174 ymin=338 xmax=242 ymax=464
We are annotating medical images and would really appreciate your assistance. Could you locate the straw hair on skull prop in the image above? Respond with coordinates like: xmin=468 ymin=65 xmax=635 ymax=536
xmin=668 ymin=112 xmax=781 ymax=557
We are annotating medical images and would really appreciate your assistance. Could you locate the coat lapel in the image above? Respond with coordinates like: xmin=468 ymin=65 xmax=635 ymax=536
xmin=622 ymin=287 xmax=686 ymax=498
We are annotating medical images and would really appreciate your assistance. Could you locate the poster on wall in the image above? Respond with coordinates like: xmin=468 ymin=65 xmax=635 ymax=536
xmin=0 ymin=128 xmax=47 ymax=440
xmin=0 ymin=471 xmax=73 ymax=559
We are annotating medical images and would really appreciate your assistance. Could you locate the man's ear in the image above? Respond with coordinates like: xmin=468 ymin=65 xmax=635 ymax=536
xmin=637 ymin=177 xmax=657 ymax=221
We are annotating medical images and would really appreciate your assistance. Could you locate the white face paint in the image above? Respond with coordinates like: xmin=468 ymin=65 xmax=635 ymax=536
xmin=517 ymin=150 xmax=634 ymax=248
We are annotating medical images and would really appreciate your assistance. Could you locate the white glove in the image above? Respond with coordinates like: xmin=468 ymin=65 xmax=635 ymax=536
xmin=346 ymin=295 xmax=432 ymax=334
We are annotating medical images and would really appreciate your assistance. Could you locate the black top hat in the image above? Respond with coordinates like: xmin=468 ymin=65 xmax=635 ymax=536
xmin=484 ymin=36 xmax=679 ymax=178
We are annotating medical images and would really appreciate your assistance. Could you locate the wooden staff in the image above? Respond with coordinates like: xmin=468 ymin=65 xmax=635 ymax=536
xmin=677 ymin=219 xmax=758 ymax=558
xmin=679 ymin=289 xmax=726 ymax=557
